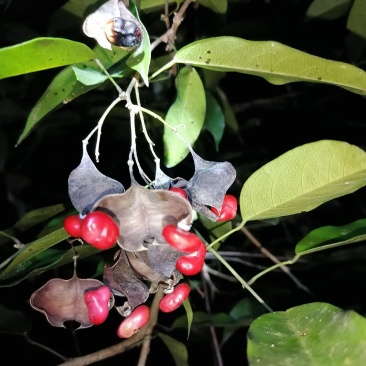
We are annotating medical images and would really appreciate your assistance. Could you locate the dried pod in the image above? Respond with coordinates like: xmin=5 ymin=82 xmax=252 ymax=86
xmin=30 ymin=275 xmax=114 ymax=329
xmin=105 ymin=17 xmax=142 ymax=49
xmin=83 ymin=0 xmax=142 ymax=50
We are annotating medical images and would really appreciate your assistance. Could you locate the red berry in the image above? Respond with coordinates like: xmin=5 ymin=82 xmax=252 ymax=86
xmin=159 ymin=283 xmax=191 ymax=313
xmin=176 ymin=241 xmax=206 ymax=276
xmin=162 ymin=225 xmax=203 ymax=253
xmin=80 ymin=211 xmax=119 ymax=250
xmin=63 ymin=214 xmax=82 ymax=237
xmin=211 ymin=195 xmax=237 ymax=222
xmin=169 ymin=187 xmax=188 ymax=199
xmin=117 ymin=305 xmax=150 ymax=338
xmin=84 ymin=285 xmax=111 ymax=325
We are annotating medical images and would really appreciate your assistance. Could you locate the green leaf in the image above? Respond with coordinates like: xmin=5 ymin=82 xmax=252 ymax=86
xmin=0 ymin=228 xmax=69 ymax=280
xmin=57 ymin=0 xmax=103 ymax=18
xmin=0 ymin=38 xmax=95 ymax=80
xmin=0 ymin=204 xmax=68 ymax=245
xmin=17 ymin=46 xmax=130 ymax=145
xmin=247 ymin=302 xmax=366 ymax=366
xmin=347 ymin=0 xmax=366 ymax=41
xmin=222 ymin=298 xmax=264 ymax=346
xmin=126 ymin=5 xmax=151 ymax=86
xmin=0 ymin=245 xmax=99 ymax=287
xmin=295 ymin=218 xmax=366 ymax=254
xmin=198 ymin=0 xmax=227 ymax=13
xmin=164 ymin=66 xmax=206 ymax=167
xmin=182 ymin=299 xmax=193 ymax=339
xmin=167 ymin=36 xmax=366 ymax=96
xmin=240 ymin=140 xmax=366 ymax=222
xmin=203 ymin=90 xmax=225 ymax=150
xmin=158 ymin=333 xmax=189 ymax=366
xmin=305 ymin=0 xmax=352 ymax=21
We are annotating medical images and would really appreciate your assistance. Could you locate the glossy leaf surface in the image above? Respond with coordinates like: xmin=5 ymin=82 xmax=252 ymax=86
xmin=0 ymin=38 xmax=95 ymax=80
xmin=247 ymin=302 xmax=366 ymax=365
xmin=167 ymin=37 xmax=366 ymax=96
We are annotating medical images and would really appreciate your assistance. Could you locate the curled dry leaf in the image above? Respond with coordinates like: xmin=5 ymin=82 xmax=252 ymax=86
xmin=104 ymin=250 xmax=150 ymax=314
xmin=30 ymin=275 xmax=113 ymax=329
xmin=103 ymin=244 xmax=182 ymax=314
xmin=68 ymin=146 xmax=124 ymax=215
xmin=93 ymin=184 xmax=193 ymax=252
xmin=83 ymin=0 xmax=142 ymax=50
xmin=186 ymin=150 xmax=236 ymax=221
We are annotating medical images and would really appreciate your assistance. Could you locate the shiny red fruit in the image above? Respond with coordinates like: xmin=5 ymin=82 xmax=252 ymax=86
xmin=80 ymin=211 xmax=119 ymax=250
xmin=162 ymin=225 xmax=203 ymax=253
xmin=169 ymin=187 xmax=188 ymax=199
xmin=63 ymin=214 xmax=82 ymax=237
xmin=159 ymin=283 xmax=191 ymax=313
xmin=211 ymin=195 xmax=237 ymax=222
xmin=117 ymin=305 xmax=150 ymax=338
xmin=84 ymin=285 xmax=111 ymax=325
xmin=176 ymin=241 xmax=206 ymax=276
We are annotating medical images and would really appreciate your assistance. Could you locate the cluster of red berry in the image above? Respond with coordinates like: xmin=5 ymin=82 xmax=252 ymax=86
xmin=63 ymin=187 xmax=237 ymax=337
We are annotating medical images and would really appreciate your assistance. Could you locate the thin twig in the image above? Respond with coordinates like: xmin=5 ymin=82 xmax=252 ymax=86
xmin=208 ymin=247 xmax=273 ymax=313
xmin=133 ymin=82 xmax=161 ymax=175
xmin=240 ymin=226 xmax=312 ymax=294
xmin=150 ymin=0 xmax=195 ymax=52
xmin=201 ymin=272 xmax=224 ymax=366
xmin=58 ymin=288 xmax=164 ymax=366
xmin=137 ymin=287 xmax=165 ymax=366
xmin=0 ymin=330 xmax=68 ymax=361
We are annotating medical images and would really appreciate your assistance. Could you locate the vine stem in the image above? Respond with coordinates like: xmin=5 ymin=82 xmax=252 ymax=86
xmin=206 ymin=220 xmax=246 ymax=250
xmin=207 ymin=247 xmax=273 ymax=313
xmin=240 ymin=226 xmax=311 ymax=293
xmin=247 ymin=256 xmax=301 ymax=286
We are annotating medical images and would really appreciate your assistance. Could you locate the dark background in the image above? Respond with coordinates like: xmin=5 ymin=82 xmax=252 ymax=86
xmin=1 ymin=0 xmax=366 ymax=365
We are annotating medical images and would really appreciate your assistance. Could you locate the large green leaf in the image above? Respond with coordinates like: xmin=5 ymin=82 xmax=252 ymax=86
xmin=305 ymin=0 xmax=352 ymax=21
xmin=0 ymin=228 xmax=69 ymax=280
xmin=247 ymin=302 xmax=366 ymax=366
xmin=240 ymin=140 xmax=366 ymax=222
xmin=157 ymin=36 xmax=366 ymax=96
xmin=0 ymin=38 xmax=95 ymax=80
xmin=158 ymin=333 xmax=189 ymax=366
xmin=17 ymin=45 xmax=130 ymax=145
xmin=295 ymin=218 xmax=366 ymax=254
xmin=347 ymin=0 xmax=366 ymax=41
xmin=163 ymin=66 xmax=206 ymax=167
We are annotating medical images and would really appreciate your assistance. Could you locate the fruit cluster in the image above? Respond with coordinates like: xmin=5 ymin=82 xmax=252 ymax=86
xmin=62 ymin=187 xmax=238 ymax=337
xmin=29 ymin=143 xmax=238 ymax=338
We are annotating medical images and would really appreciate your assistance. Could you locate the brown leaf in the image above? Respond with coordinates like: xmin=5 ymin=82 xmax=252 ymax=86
xmin=93 ymin=184 xmax=193 ymax=252
xmin=106 ymin=250 xmax=150 ymax=312
xmin=30 ymin=276 xmax=108 ymax=329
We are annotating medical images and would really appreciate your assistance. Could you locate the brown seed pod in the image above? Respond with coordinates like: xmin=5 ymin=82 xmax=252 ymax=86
xmin=105 ymin=17 xmax=142 ymax=50
xmin=83 ymin=0 xmax=142 ymax=51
